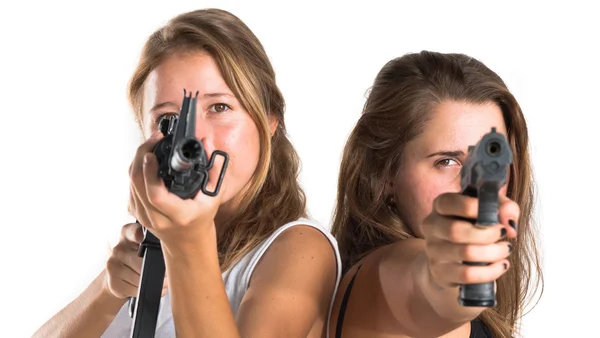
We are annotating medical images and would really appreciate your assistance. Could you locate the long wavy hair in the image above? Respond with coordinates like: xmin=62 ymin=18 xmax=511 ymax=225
xmin=127 ymin=8 xmax=306 ymax=271
xmin=331 ymin=51 xmax=543 ymax=337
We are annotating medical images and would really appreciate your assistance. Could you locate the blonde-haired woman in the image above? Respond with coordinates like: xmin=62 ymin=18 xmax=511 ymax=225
xmin=34 ymin=8 xmax=341 ymax=338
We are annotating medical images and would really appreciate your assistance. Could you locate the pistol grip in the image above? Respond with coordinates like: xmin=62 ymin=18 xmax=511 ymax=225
xmin=459 ymin=182 xmax=500 ymax=307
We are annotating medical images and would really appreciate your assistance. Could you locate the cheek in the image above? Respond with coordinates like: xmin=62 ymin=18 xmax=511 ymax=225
xmin=413 ymin=177 xmax=448 ymax=221
xmin=394 ymin=170 xmax=426 ymax=233
xmin=396 ymin=169 xmax=457 ymax=233
xmin=208 ymin=118 xmax=260 ymax=193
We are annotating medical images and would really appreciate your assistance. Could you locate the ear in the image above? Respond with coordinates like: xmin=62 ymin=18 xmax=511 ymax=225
xmin=384 ymin=170 xmax=396 ymax=196
xmin=268 ymin=114 xmax=279 ymax=137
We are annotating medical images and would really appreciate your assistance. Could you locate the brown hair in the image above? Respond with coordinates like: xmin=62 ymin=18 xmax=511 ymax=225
xmin=331 ymin=51 xmax=543 ymax=337
xmin=127 ymin=8 xmax=306 ymax=271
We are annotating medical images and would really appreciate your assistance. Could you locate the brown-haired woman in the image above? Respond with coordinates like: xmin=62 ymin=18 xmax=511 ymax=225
xmin=34 ymin=8 xmax=341 ymax=338
xmin=328 ymin=51 xmax=543 ymax=338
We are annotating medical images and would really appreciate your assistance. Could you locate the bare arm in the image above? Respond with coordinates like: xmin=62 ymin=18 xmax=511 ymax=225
xmin=381 ymin=239 xmax=484 ymax=336
xmin=330 ymin=194 xmax=517 ymax=338
xmin=163 ymin=225 xmax=338 ymax=338
xmin=31 ymin=270 xmax=127 ymax=338
xmin=162 ymin=225 xmax=239 ymax=338
xmin=328 ymin=240 xmax=479 ymax=338
xmin=236 ymin=225 xmax=337 ymax=337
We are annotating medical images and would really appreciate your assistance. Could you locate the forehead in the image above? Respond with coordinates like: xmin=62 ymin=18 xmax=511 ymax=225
xmin=143 ymin=52 xmax=232 ymax=108
xmin=416 ymin=100 xmax=507 ymax=152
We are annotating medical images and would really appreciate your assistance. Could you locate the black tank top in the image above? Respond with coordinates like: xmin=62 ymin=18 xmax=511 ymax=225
xmin=335 ymin=265 xmax=493 ymax=338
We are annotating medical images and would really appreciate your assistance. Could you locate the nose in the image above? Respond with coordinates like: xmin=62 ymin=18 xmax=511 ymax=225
xmin=193 ymin=113 xmax=211 ymax=143
xmin=452 ymin=173 xmax=463 ymax=193
xmin=192 ymin=109 xmax=216 ymax=158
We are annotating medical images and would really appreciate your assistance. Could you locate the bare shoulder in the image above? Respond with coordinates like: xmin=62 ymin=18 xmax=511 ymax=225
xmin=236 ymin=224 xmax=339 ymax=336
xmin=251 ymin=224 xmax=338 ymax=285
xmin=273 ymin=224 xmax=337 ymax=254
xmin=329 ymin=238 xmax=427 ymax=338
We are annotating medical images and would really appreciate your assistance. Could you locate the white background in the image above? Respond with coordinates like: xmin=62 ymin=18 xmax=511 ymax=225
xmin=1 ymin=1 xmax=598 ymax=337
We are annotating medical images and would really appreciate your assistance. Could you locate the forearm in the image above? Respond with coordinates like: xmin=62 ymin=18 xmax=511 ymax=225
xmin=375 ymin=240 xmax=483 ymax=337
xmin=32 ymin=270 xmax=126 ymax=338
xmin=162 ymin=229 xmax=240 ymax=338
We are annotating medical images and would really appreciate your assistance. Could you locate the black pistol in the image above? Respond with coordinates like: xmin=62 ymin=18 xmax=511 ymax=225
xmin=458 ymin=127 xmax=513 ymax=307
xmin=128 ymin=89 xmax=229 ymax=338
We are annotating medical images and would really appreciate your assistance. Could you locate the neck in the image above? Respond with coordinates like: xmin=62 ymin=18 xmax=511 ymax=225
xmin=214 ymin=197 xmax=240 ymax=241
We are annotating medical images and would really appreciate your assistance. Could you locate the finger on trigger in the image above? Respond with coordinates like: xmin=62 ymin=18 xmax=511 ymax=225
xmin=434 ymin=192 xmax=478 ymax=219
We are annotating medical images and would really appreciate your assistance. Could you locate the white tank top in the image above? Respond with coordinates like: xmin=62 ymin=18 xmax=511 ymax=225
xmin=101 ymin=218 xmax=342 ymax=338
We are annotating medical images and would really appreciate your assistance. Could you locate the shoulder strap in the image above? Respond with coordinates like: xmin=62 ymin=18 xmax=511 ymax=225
xmin=335 ymin=264 xmax=362 ymax=338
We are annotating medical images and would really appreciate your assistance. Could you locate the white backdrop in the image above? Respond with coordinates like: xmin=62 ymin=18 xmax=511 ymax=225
xmin=1 ymin=1 xmax=598 ymax=337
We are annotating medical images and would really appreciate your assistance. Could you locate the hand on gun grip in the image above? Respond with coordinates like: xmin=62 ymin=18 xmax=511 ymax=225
xmin=105 ymin=223 xmax=169 ymax=299
xmin=421 ymin=193 xmax=519 ymax=290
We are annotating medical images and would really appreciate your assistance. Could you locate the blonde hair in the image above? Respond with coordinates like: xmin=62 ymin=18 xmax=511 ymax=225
xmin=332 ymin=51 xmax=543 ymax=338
xmin=128 ymin=8 xmax=306 ymax=270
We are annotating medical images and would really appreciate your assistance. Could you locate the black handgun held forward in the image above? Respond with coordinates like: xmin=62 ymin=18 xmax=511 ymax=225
xmin=128 ymin=89 xmax=229 ymax=338
xmin=458 ymin=127 xmax=513 ymax=308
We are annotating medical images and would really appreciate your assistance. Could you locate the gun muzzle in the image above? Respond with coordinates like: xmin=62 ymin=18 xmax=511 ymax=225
xmin=170 ymin=138 xmax=203 ymax=172
xmin=486 ymin=140 xmax=502 ymax=157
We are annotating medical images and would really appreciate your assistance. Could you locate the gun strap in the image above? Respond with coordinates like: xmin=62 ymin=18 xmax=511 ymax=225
xmin=130 ymin=229 xmax=165 ymax=338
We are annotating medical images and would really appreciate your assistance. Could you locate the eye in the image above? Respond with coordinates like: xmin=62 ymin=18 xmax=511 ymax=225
xmin=435 ymin=158 xmax=460 ymax=168
xmin=209 ymin=103 xmax=232 ymax=113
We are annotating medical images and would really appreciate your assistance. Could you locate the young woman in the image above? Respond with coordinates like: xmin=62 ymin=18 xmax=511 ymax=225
xmin=34 ymin=8 xmax=341 ymax=338
xmin=329 ymin=51 xmax=543 ymax=338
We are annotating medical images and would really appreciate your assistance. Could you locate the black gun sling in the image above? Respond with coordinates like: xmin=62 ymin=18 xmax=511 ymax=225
xmin=128 ymin=227 xmax=165 ymax=338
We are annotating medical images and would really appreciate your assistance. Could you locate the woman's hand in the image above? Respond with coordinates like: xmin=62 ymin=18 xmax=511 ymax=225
xmin=421 ymin=192 xmax=519 ymax=290
xmin=128 ymin=131 xmax=226 ymax=247
xmin=105 ymin=222 xmax=168 ymax=299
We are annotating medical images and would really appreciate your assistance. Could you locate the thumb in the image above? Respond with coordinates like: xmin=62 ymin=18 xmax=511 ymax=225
xmin=122 ymin=222 xmax=144 ymax=244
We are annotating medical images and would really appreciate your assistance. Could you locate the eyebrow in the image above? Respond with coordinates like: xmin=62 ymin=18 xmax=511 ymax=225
xmin=150 ymin=101 xmax=179 ymax=112
xmin=150 ymin=93 xmax=236 ymax=112
xmin=425 ymin=150 xmax=466 ymax=158
xmin=203 ymin=92 xmax=235 ymax=98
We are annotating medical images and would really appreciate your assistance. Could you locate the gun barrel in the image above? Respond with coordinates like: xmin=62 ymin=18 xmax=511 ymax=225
xmin=486 ymin=140 xmax=502 ymax=157
xmin=170 ymin=138 xmax=203 ymax=172
xmin=460 ymin=128 xmax=512 ymax=195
